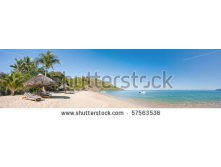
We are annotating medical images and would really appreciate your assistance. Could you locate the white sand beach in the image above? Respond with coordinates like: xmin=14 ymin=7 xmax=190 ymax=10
xmin=0 ymin=91 xmax=143 ymax=108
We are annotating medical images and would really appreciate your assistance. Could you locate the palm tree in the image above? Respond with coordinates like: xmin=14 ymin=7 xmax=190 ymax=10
xmin=0 ymin=74 xmax=3 ymax=96
xmin=21 ymin=56 xmax=36 ymax=74
xmin=36 ymin=51 xmax=60 ymax=76
xmin=10 ymin=58 xmax=24 ymax=73
xmin=10 ymin=56 xmax=41 ymax=78
xmin=4 ymin=73 xmax=23 ymax=96
xmin=0 ymin=73 xmax=9 ymax=95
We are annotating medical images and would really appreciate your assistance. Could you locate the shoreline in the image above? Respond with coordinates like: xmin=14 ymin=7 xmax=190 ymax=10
xmin=102 ymin=93 xmax=221 ymax=108
xmin=0 ymin=91 xmax=221 ymax=108
xmin=100 ymin=90 xmax=221 ymax=108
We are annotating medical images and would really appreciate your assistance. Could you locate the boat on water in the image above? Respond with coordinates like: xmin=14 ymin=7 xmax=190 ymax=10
xmin=139 ymin=91 xmax=146 ymax=94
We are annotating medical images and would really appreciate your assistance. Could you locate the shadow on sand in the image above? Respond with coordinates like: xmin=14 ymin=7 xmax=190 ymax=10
xmin=51 ymin=96 xmax=70 ymax=99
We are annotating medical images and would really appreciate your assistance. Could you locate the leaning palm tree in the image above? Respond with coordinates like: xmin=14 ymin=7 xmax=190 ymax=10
xmin=4 ymin=73 xmax=24 ymax=96
xmin=36 ymin=51 xmax=60 ymax=76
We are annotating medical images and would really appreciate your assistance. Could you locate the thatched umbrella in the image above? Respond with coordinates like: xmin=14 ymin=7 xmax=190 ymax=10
xmin=24 ymin=74 xmax=55 ymax=92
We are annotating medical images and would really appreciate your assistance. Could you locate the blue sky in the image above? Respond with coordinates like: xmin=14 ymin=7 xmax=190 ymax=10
xmin=0 ymin=49 xmax=221 ymax=90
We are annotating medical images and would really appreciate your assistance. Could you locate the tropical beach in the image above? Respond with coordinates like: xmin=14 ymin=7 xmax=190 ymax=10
xmin=1 ymin=90 xmax=221 ymax=108
xmin=0 ymin=50 xmax=133 ymax=108
xmin=0 ymin=49 xmax=221 ymax=108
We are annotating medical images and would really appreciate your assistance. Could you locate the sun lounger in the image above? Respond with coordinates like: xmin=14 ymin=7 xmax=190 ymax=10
xmin=24 ymin=92 xmax=42 ymax=101
xmin=39 ymin=92 xmax=52 ymax=98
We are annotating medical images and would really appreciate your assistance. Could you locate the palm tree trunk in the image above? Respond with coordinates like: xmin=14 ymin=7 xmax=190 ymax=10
xmin=11 ymin=89 xmax=15 ymax=96
xmin=42 ymin=86 xmax=46 ymax=93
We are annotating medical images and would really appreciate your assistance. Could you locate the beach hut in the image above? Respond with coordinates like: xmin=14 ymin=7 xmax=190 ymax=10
xmin=24 ymin=74 xmax=55 ymax=92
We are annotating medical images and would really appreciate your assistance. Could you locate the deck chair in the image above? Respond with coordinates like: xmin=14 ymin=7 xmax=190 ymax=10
xmin=65 ymin=90 xmax=75 ymax=94
xmin=24 ymin=92 xmax=42 ymax=101
xmin=39 ymin=92 xmax=52 ymax=98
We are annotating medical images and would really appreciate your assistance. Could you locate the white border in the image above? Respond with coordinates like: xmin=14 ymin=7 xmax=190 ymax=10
xmin=1 ymin=0 xmax=221 ymax=167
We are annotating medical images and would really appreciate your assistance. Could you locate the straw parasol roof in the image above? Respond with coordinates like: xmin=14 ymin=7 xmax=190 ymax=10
xmin=24 ymin=74 xmax=55 ymax=87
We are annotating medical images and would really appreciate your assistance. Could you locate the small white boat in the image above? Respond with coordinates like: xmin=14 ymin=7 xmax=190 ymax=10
xmin=139 ymin=91 xmax=146 ymax=94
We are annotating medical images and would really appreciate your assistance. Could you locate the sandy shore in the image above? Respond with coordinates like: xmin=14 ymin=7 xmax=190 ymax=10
xmin=1 ymin=91 xmax=221 ymax=108
xmin=0 ymin=91 xmax=143 ymax=108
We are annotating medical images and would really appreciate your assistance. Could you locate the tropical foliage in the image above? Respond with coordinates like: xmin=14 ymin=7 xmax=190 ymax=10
xmin=3 ymin=72 xmax=24 ymax=95
xmin=0 ymin=72 xmax=9 ymax=95
xmin=0 ymin=50 xmax=60 ymax=96
xmin=0 ymin=50 xmax=121 ymax=96
xmin=47 ymin=71 xmax=65 ymax=91
xmin=36 ymin=51 xmax=60 ymax=76
xmin=10 ymin=56 xmax=44 ymax=80
xmin=70 ymin=77 xmax=121 ymax=91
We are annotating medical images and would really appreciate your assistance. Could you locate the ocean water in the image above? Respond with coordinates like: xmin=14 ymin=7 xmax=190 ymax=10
xmin=101 ymin=90 xmax=221 ymax=106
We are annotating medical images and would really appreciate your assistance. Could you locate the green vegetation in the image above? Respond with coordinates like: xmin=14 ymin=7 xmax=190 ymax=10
xmin=67 ymin=77 xmax=122 ymax=91
xmin=36 ymin=51 xmax=60 ymax=76
xmin=0 ymin=50 xmax=121 ymax=96
xmin=0 ymin=73 xmax=9 ymax=95
xmin=3 ymin=73 xmax=24 ymax=96
xmin=10 ymin=56 xmax=44 ymax=80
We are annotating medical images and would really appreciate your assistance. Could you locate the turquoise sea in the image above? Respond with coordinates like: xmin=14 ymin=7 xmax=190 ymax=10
xmin=101 ymin=90 xmax=221 ymax=107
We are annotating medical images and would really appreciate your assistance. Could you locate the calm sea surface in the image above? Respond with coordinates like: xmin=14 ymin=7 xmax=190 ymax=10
xmin=101 ymin=90 xmax=221 ymax=106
